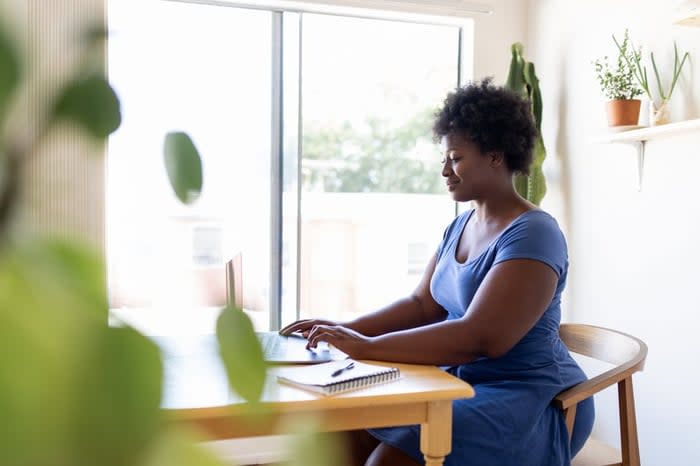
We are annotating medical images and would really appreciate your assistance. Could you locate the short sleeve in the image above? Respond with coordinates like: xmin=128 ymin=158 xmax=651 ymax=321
xmin=493 ymin=211 xmax=568 ymax=278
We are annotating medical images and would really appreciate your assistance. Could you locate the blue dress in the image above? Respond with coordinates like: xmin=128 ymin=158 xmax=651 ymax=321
xmin=367 ymin=209 xmax=594 ymax=466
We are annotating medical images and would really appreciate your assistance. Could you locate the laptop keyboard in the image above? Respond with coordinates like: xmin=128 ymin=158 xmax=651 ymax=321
xmin=258 ymin=332 xmax=287 ymax=356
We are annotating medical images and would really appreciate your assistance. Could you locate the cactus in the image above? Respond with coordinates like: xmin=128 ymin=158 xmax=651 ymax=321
xmin=506 ymin=43 xmax=547 ymax=206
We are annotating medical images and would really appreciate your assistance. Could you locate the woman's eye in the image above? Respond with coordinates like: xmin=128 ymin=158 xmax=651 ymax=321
xmin=440 ymin=154 xmax=461 ymax=164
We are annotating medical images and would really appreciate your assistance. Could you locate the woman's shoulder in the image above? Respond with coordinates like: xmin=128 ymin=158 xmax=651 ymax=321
xmin=511 ymin=209 xmax=564 ymax=237
xmin=494 ymin=209 xmax=568 ymax=275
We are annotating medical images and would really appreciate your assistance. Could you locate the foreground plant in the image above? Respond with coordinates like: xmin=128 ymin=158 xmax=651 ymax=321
xmin=0 ymin=13 xmax=274 ymax=466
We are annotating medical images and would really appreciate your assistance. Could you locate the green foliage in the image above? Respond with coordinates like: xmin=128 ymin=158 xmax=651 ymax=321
xmin=145 ymin=428 xmax=233 ymax=466
xmin=302 ymin=108 xmax=442 ymax=194
xmin=505 ymin=43 xmax=547 ymax=206
xmin=53 ymin=74 xmax=122 ymax=139
xmin=216 ymin=305 xmax=267 ymax=403
xmin=0 ymin=15 xmax=274 ymax=466
xmin=163 ymin=131 xmax=203 ymax=204
xmin=0 ymin=240 xmax=164 ymax=466
xmin=615 ymin=33 xmax=690 ymax=104
xmin=74 ymin=325 xmax=164 ymax=465
xmin=0 ymin=20 xmax=20 ymax=121
xmin=286 ymin=421 xmax=349 ymax=466
xmin=593 ymin=29 xmax=643 ymax=100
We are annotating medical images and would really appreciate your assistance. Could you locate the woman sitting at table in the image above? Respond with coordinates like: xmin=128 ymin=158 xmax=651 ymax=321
xmin=280 ymin=78 xmax=594 ymax=466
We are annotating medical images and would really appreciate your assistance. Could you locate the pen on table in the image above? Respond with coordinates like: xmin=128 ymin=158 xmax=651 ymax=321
xmin=331 ymin=361 xmax=355 ymax=377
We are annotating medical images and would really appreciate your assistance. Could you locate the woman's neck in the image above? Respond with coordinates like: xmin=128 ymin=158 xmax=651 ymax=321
xmin=470 ymin=190 xmax=534 ymax=224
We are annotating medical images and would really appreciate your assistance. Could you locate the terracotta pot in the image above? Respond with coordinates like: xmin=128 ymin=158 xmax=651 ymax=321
xmin=605 ymin=99 xmax=641 ymax=127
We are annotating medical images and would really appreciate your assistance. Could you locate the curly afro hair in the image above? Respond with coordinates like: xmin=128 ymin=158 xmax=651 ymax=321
xmin=432 ymin=78 xmax=537 ymax=174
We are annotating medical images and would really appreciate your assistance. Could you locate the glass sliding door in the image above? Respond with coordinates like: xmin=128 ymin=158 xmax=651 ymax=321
xmin=297 ymin=14 xmax=463 ymax=322
xmin=107 ymin=0 xmax=273 ymax=334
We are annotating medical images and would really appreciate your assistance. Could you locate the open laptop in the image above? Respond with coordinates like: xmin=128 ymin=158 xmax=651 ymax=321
xmin=226 ymin=253 xmax=346 ymax=364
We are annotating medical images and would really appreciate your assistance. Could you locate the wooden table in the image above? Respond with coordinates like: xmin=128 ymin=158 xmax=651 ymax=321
xmin=159 ymin=336 xmax=474 ymax=466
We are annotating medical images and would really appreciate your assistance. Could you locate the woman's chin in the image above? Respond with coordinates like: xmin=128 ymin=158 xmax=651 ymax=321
xmin=448 ymin=191 xmax=471 ymax=203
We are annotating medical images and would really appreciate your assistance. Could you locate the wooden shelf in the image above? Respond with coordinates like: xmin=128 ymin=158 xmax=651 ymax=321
xmin=674 ymin=1 xmax=700 ymax=26
xmin=597 ymin=118 xmax=700 ymax=191
xmin=599 ymin=118 xmax=700 ymax=143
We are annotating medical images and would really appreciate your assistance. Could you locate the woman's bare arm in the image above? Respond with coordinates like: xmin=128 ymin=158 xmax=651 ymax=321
xmin=307 ymin=258 xmax=558 ymax=365
xmin=280 ymin=254 xmax=446 ymax=337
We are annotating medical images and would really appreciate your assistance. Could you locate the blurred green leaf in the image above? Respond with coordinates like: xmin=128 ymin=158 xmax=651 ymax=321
xmin=0 ymin=20 xmax=21 ymax=120
xmin=286 ymin=420 xmax=348 ymax=466
xmin=81 ymin=24 xmax=108 ymax=47
xmin=0 ymin=255 xmax=72 ymax=466
xmin=216 ymin=306 xmax=266 ymax=403
xmin=72 ymin=325 xmax=163 ymax=466
xmin=0 ymin=240 xmax=112 ymax=466
xmin=145 ymin=427 xmax=230 ymax=466
xmin=54 ymin=74 xmax=121 ymax=139
xmin=163 ymin=131 xmax=203 ymax=204
xmin=29 ymin=239 xmax=109 ymax=319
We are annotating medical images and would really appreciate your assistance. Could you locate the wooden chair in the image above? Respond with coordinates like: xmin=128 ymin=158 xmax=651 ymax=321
xmin=554 ymin=324 xmax=648 ymax=466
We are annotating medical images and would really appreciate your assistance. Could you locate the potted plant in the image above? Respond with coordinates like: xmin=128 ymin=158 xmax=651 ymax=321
xmin=593 ymin=29 xmax=643 ymax=127
xmin=615 ymin=36 xmax=690 ymax=126
xmin=506 ymin=42 xmax=547 ymax=206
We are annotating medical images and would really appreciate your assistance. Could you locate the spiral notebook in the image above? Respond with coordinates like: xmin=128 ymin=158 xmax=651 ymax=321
xmin=276 ymin=360 xmax=401 ymax=396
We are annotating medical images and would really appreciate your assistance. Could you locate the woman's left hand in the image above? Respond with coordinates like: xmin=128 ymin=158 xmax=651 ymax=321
xmin=305 ymin=324 xmax=374 ymax=360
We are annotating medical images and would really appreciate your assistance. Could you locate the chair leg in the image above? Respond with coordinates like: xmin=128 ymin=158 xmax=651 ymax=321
xmin=618 ymin=377 xmax=641 ymax=466
xmin=563 ymin=404 xmax=577 ymax=442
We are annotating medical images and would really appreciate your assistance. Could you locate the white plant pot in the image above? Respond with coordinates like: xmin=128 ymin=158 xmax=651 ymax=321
xmin=649 ymin=100 xmax=670 ymax=126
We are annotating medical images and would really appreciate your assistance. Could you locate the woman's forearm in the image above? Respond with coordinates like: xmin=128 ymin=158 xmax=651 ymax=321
xmin=344 ymin=295 xmax=445 ymax=337
xmin=362 ymin=319 xmax=482 ymax=365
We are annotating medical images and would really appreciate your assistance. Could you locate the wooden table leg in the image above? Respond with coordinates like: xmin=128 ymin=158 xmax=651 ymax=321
xmin=420 ymin=400 xmax=452 ymax=466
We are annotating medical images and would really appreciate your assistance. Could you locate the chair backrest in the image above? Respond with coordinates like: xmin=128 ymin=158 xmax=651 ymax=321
xmin=556 ymin=323 xmax=648 ymax=466
xmin=225 ymin=253 xmax=243 ymax=309
xmin=560 ymin=323 xmax=647 ymax=368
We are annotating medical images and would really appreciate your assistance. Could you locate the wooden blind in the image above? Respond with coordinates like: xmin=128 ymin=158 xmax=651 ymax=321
xmin=12 ymin=0 xmax=106 ymax=252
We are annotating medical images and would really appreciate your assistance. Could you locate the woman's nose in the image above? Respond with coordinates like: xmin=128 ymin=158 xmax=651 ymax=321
xmin=441 ymin=161 xmax=452 ymax=177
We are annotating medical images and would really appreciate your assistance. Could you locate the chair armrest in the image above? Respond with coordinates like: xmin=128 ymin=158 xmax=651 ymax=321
xmin=553 ymin=359 xmax=644 ymax=410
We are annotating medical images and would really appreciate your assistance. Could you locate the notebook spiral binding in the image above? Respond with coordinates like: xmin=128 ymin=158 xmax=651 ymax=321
xmin=326 ymin=367 xmax=401 ymax=394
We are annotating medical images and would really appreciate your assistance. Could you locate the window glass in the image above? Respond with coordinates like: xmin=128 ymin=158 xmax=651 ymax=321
xmin=298 ymin=14 xmax=461 ymax=321
xmin=107 ymin=0 xmax=272 ymax=334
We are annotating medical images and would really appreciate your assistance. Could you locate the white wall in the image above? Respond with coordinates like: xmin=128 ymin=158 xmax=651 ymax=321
xmin=470 ymin=0 xmax=528 ymax=82
xmin=525 ymin=1 xmax=700 ymax=464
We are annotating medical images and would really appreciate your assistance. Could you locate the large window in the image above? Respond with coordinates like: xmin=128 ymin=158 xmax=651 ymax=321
xmin=107 ymin=0 xmax=472 ymax=335
xmin=298 ymin=14 xmax=461 ymax=321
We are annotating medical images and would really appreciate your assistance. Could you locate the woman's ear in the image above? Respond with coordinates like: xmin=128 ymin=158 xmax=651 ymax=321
xmin=489 ymin=151 xmax=505 ymax=167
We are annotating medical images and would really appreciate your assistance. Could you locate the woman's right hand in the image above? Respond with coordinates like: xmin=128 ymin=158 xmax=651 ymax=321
xmin=279 ymin=318 xmax=341 ymax=338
